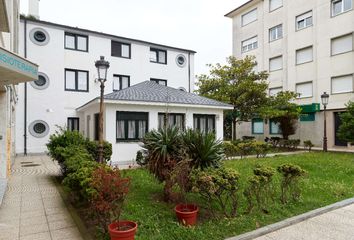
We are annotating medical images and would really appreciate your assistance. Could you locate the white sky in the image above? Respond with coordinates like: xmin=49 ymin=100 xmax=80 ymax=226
xmin=20 ymin=0 xmax=249 ymax=77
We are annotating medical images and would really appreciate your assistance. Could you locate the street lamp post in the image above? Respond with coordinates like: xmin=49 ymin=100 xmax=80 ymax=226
xmin=95 ymin=56 xmax=110 ymax=163
xmin=321 ymin=92 xmax=329 ymax=152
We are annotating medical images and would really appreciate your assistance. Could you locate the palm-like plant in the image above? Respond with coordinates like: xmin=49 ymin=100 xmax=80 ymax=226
xmin=182 ymin=129 xmax=223 ymax=170
xmin=142 ymin=126 xmax=185 ymax=201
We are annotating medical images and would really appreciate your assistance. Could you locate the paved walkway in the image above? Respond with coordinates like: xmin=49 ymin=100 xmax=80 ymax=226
xmin=254 ymin=203 xmax=354 ymax=240
xmin=0 ymin=155 xmax=84 ymax=240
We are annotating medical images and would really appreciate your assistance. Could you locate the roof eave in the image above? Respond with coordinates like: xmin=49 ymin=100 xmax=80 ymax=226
xmin=225 ymin=0 xmax=260 ymax=18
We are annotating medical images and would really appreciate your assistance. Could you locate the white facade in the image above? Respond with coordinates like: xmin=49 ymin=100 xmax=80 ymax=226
xmin=226 ymin=0 xmax=354 ymax=147
xmin=16 ymin=17 xmax=196 ymax=154
xmin=77 ymin=100 xmax=227 ymax=165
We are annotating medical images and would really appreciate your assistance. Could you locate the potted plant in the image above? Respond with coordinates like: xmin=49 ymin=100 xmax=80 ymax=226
xmin=89 ymin=166 xmax=137 ymax=240
xmin=172 ymin=160 xmax=199 ymax=226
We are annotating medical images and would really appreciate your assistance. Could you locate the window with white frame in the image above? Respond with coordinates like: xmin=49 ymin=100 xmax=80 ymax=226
xmin=193 ymin=114 xmax=215 ymax=133
xmin=269 ymin=0 xmax=283 ymax=11
xmin=252 ymin=118 xmax=264 ymax=134
xmin=111 ymin=41 xmax=131 ymax=58
xmin=65 ymin=69 xmax=89 ymax=92
xmin=158 ymin=113 xmax=185 ymax=130
xmin=113 ymin=75 xmax=130 ymax=91
xmin=150 ymin=48 xmax=167 ymax=64
xmin=331 ymin=0 xmax=352 ymax=16
xmin=269 ymin=87 xmax=282 ymax=96
xmin=269 ymin=25 xmax=283 ymax=42
xmin=296 ymin=46 xmax=313 ymax=64
xmin=331 ymin=33 xmax=353 ymax=55
xmin=269 ymin=56 xmax=282 ymax=71
xmin=150 ymin=78 xmax=167 ymax=86
xmin=242 ymin=36 xmax=258 ymax=53
xmin=296 ymin=11 xmax=313 ymax=30
xmin=331 ymin=75 xmax=353 ymax=94
xmin=65 ymin=33 xmax=88 ymax=52
xmin=241 ymin=8 xmax=257 ymax=26
xmin=116 ymin=112 xmax=148 ymax=140
xmin=296 ymin=82 xmax=313 ymax=98
xmin=67 ymin=118 xmax=79 ymax=131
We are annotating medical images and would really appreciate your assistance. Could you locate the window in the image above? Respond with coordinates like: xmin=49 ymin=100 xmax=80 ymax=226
xmin=241 ymin=8 xmax=257 ymax=26
xmin=269 ymin=25 xmax=283 ymax=42
xmin=65 ymin=33 xmax=88 ymax=52
xmin=150 ymin=48 xmax=167 ymax=64
xmin=158 ymin=113 xmax=185 ymax=130
xmin=331 ymin=75 xmax=353 ymax=94
xmin=193 ymin=114 xmax=215 ymax=133
xmin=332 ymin=0 xmax=352 ymax=16
xmin=29 ymin=28 xmax=50 ymax=46
xmin=269 ymin=0 xmax=283 ymax=11
xmin=150 ymin=78 xmax=167 ymax=86
xmin=296 ymin=46 xmax=313 ymax=64
xmin=111 ymin=41 xmax=131 ymax=58
xmin=67 ymin=118 xmax=79 ymax=131
xmin=269 ymin=119 xmax=281 ymax=134
xmin=296 ymin=11 xmax=313 ymax=30
xmin=65 ymin=69 xmax=89 ymax=92
xmin=30 ymin=72 xmax=50 ymax=90
xmin=331 ymin=33 xmax=353 ymax=55
xmin=252 ymin=118 xmax=264 ymax=134
xmin=113 ymin=75 xmax=130 ymax=91
xmin=241 ymin=36 xmax=258 ymax=53
xmin=269 ymin=87 xmax=282 ymax=96
xmin=176 ymin=54 xmax=186 ymax=67
xmin=116 ymin=112 xmax=148 ymax=140
xmin=269 ymin=56 xmax=282 ymax=71
xmin=296 ymin=82 xmax=313 ymax=98
xmin=29 ymin=120 xmax=49 ymax=138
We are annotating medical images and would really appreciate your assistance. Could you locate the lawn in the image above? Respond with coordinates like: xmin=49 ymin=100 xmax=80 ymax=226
xmin=120 ymin=152 xmax=354 ymax=240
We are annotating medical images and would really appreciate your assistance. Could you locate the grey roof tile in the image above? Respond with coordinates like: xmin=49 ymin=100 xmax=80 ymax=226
xmin=103 ymin=81 xmax=232 ymax=108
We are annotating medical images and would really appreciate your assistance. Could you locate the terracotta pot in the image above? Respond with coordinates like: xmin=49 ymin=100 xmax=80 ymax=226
xmin=174 ymin=203 xmax=199 ymax=226
xmin=108 ymin=221 xmax=137 ymax=240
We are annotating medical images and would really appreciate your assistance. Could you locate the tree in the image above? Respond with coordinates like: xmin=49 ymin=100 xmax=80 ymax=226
xmin=196 ymin=56 xmax=269 ymax=140
xmin=337 ymin=101 xmax=354 ymax=143
xmin=260 ymin=91 xmax=301 ymax=140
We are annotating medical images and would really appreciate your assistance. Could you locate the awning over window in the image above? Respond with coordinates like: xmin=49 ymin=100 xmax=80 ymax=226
xmin=0 ymin=47 xmax=38 ymax=88
xmin=300 ymin=103 xmax=320 ymax=113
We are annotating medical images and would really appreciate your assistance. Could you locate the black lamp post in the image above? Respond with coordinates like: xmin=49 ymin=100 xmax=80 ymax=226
xmin=95 ymin=56 xmax=110 ymax=163
xmin=321 ymin=92 xmax=329 ymax=152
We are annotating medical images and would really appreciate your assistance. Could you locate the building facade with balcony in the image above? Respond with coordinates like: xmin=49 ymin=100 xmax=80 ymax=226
xmin=226 ymin=0 xmax=354 ymax=148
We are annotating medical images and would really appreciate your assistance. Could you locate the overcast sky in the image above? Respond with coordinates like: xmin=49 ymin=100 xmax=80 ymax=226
xmin=20 ymin=0 xmax=248 ymax=77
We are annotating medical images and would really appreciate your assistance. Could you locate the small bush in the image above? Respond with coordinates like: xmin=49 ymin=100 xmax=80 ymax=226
xmin=253 ymin=141 xmax=272 ymax=158
xmin=277 ymin=164 xmax=307 ymax=204
xmin=90 ymin=166 xmax=130 ymax=235
xmin=244 ymin=166 xmax=276 ymax=213
xmin=135 ymin=150 xmax=146 ymax=166
xmin=191 ymin=167 xmax=240 ymax=218
xmin=222 ymin=142 xmax=238 ymax=158
xmin=85 ymin=140 xmax=113 ymax=162
xmin=303 ymin=140 xmax=314 ymax=152
xmin=242 ymin=136 xmax=255 ymax=141
xmin=235 ymin=141 xmax=254 ymax=158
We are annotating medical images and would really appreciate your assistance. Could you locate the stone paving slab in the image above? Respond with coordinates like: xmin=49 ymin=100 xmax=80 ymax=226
xmin=0 ymin=155 xmax=84 ymax=240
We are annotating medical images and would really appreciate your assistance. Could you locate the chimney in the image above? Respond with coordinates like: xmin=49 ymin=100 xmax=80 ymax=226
xmin=28 ymin=0 xmax=40 ymax=19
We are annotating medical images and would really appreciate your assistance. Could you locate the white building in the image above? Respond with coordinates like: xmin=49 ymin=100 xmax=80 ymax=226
xmin=226 ymin=0 xmax=354 ymax=148
xmin=0 ymin=0 xmax=37 ymax=203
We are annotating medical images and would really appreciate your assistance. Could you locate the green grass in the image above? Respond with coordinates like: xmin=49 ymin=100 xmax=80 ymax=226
xmin=120 ymin=152 xmax=354 ymax=240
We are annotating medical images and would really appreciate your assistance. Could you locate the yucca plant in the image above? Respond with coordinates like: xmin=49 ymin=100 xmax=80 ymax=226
xmin=182 ymin=129 xmax=223 ymax=170
xmin=142 ymin=126 xmax=185 ymax=202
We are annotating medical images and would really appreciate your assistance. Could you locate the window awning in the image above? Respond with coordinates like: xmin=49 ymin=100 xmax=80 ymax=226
xmin=0 ymin=47 xmax=38 ymax=88
xmin=300 ymin=103 xmax=321 ymax=113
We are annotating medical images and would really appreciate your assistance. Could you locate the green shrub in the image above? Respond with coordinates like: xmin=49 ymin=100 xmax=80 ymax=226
xmin=223 ymin=142 xmax=238 ymax=158
xmin=303 ymin=140 xmax=314 ymax=152
xmin=277 ymin=164 xmax=307 ymax=203
xmin=191 ymin=167 xmax=240 ymax=218
xmin=244 ymin=166 xmax=275 ymax=213
xmin=182 ymin=129 xmax=223 ymax=169
xmin=253 ymin=141 xmax=272 ymax=158
xmin=242 ymin=136 xmax=255 ymax=141
xmin=337 ymin=101 xmax=354 ymax=143
xmin=235 ymin=141 xmax=254 ymax=158
xmin=85 ymin=140 xmax=112 ymax=162
xmin=135 ymin=150 xmax=146 ymax=166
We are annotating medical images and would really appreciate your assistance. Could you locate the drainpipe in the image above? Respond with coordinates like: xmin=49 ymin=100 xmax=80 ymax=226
xmin=188 ymin=53 xmax=191 ymax=93
xmin=24 ymin=19 xmax=27 ymax=155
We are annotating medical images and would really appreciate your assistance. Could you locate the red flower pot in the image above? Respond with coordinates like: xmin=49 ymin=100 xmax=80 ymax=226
xmin=174 ymin=204 xmax=199 ymax=226
xmin=108 ymin=221 xmax=137 ymax=240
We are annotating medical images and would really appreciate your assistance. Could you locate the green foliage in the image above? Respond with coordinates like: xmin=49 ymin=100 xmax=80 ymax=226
xmin=279 ymin=139 xmax=301 ymax=150
xmin=182 ymin=129 xmax=223 ymax=169
xmin=191 ymin=167 xmax=240 ymax=218
xmin=85 ymin=140 xmax=112 ymax=162
xmin=233 ymin=140 xmax=271 ymax=158
xmin=265 ymin=137 xmax=281 ymax=147
xmin=277 ymin=164 xmax=307 ymax=204
xmin=244 ymin=166 xmax=276 ymax=213
xmin=253 ymin=141 xmax=272 ymax=158
xmin=338 ymin=101 xmax=354 ymax=143
xmin=222 ymin=142 xmax=238 ymax=158
xmin=135 ymin=150 xmax=146 ymax=166
xmin=89 ymin=166 xmax=130 ymax=234
xmin=303 ymin=140 xmax=314 ymax=152
xmin=235 ymin=141 xmax=254 ymax=158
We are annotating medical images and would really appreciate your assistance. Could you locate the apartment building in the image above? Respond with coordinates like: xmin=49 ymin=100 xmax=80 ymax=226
xmin=226 ymin=0 xmax=354 ymax=148
xmin=0 ymin=0 xmax=37 ymax=203
xmin=15 ymin=15 xmax=197 ymax=156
